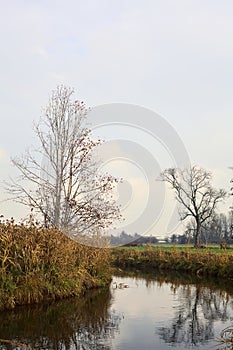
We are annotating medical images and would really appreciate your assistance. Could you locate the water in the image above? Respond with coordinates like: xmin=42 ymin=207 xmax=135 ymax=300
xmin=0 ymin=271 xmax=233 ymax=350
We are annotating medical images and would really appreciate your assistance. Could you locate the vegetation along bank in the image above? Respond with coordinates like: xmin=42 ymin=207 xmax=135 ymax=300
xmin=111 ymin=245 xmax=233 ymax=280
xmin=0 ymin=221 xmax=111 ymax=310
xmin=2 ymin=221 xmax=233 ymax=311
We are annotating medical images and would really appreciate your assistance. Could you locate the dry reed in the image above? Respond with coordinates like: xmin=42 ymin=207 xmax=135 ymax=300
xmin=0 ymin=220 xmax=111 ymax=310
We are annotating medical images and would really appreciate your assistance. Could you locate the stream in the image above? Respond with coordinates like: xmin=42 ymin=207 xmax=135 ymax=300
xmin=0 ymin=271 xmax=232 ymax=349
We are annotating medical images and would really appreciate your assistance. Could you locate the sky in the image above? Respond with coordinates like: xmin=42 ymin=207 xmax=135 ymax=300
xmin=0 ymin=0 xmax=232 ymax=237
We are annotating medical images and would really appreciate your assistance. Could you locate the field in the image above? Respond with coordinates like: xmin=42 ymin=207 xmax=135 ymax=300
xmin=118 ymin=243 xmax=233 ymax=254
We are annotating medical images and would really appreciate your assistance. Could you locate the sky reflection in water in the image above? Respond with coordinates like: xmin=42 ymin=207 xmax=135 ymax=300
xmin=0 ymin=272 xmax=233 ymax=350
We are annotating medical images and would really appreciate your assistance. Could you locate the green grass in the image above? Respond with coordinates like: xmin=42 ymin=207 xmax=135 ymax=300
xmin=118 ymin=244 xmax=233 ymax=254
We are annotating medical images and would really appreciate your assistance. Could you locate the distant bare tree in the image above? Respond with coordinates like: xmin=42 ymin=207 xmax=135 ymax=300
xmin=160 ymin=166 xmax=226 ymax=246
xmin=7 ymin=85 xmax=120 ymax=239
xmin=230 ymin=166 xmax=233 ymax=209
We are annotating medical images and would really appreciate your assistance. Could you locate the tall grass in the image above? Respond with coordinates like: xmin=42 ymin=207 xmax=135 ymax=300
xmin=111 ymin=245 xmax=233 ymax=279
xmin=0 ymin=220 xmax=111 ymax=310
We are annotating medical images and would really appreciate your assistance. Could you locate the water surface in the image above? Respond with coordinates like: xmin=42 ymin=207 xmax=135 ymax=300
xmin=0 ymin=271 xmax=232 ymax=349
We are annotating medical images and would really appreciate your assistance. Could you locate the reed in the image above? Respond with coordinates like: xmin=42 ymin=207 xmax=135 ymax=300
xmin=0 ymin=220 xmax=111 ymax=310
xmin=111 ymin=246 xmax=233 ymax=279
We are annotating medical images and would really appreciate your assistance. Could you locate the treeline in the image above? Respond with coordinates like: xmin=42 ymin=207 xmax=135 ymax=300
xmin=110 ymin=231 xmax=160 ymax=246
xmin=185 ymin=212 xmax=233 ymax=245
xmin=111 ymin=211 xmax=233 ymax=246
xmin=110 ymin=231 xmax=187 ymax=246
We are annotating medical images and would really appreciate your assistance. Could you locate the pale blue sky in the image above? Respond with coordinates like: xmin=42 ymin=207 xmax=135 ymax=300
xmin=0 ymin=1 xmax=232 ymax=235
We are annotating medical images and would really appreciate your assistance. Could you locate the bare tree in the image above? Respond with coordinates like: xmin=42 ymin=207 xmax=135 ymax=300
xmin=230 ymin=167 xmax=233 ymax=209
xmin=7 ymin=85 xmax=120 ymax=240
xmin=160 ymin=166 xmax=226 ymax=246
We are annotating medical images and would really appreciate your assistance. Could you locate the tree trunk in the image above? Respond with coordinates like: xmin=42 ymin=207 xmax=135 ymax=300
xmin=194 ymin=219 xmax=201 ymax=247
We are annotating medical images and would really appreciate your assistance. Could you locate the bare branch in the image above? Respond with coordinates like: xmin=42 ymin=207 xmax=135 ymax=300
xmin=160 ymin=165 xmax=226 ymax=246
xmin=7 ymin=85 xmax=121 ymax=235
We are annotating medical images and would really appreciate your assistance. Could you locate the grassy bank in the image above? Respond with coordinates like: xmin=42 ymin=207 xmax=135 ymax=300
xmin=0 ymin=221 xmax=111 ymax=310
xmin=111 ymin=245 xmax=233 ymax=279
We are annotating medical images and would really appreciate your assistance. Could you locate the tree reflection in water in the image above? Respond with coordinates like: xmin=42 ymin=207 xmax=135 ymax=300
xmin=115 ymin=269 xmax=233 ymax=349
xmin=0 ymin=287 xmax=122 ymax=350
xmin=1 ymin=270 xmax=233 ymax=350
xmin=158 ymin=282 xmax=230 ymax=347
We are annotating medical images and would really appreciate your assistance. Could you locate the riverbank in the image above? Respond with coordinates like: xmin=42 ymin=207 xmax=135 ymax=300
xmin=111 ymin=245 xmax=233 ymax=279
xmin=0 ymin=221 xmax=111 ymax=310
